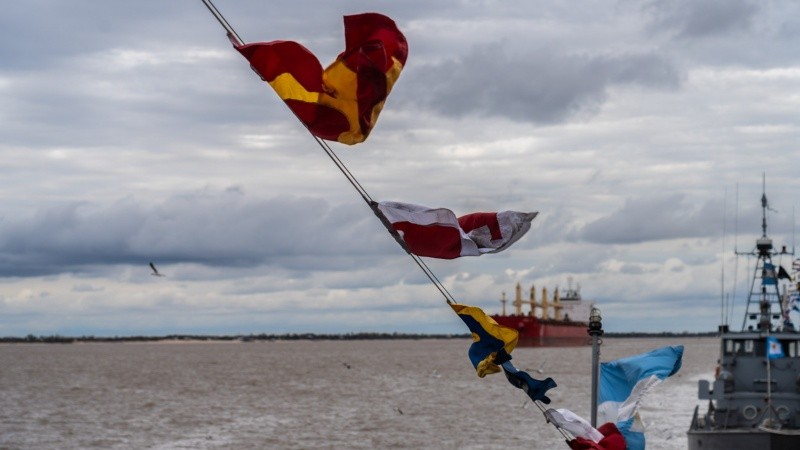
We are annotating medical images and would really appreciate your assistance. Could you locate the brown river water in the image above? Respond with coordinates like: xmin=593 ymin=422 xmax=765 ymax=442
xmin=0 ymin=337 xmax=717 ymax=449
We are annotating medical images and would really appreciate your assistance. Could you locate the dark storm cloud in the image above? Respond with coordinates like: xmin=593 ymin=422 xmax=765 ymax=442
xmin=404 ymin=43 xmax=680 ymax=123
xmin=575 ymin=194 xmax=724 ymax=244
xmin=0 ymin=189 xmax=392 ymax=277
xmin=644 ymin=0 xmax=760 ymax=39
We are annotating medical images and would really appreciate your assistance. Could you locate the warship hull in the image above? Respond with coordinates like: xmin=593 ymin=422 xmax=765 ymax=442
xmin=687 ymin=429 xmax=800 ymax=450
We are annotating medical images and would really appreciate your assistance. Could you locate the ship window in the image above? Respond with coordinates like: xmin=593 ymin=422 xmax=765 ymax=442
xmin=726 ymin=340 xmax=754 ymax=355
xmin=724 ymin=340 xmax=742 ymax=355
xmin=789 ymin=341 xmax=798 ymax=358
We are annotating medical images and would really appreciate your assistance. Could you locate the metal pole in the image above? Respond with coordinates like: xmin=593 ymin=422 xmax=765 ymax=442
xmin=588 ymin=307 xmax=603 ymax=427
xmin=766 ymin=331 xmax=773 ymax=425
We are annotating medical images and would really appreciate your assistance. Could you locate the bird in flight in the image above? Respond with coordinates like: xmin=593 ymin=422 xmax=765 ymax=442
xmin=149 ymin=262 xmax=165 ymax=277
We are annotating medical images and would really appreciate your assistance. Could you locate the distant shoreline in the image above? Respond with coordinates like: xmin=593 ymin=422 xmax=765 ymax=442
xmin=0 ymin=331 xmax=719 ymax=344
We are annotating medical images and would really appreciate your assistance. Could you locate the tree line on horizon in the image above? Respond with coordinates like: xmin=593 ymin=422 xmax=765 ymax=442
xmin=0 ymin=330 xmax=718 ymax=344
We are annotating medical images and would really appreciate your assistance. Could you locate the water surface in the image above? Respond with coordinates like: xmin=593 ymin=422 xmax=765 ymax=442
xmin=0 ymin=337 xmax=717 ymax=449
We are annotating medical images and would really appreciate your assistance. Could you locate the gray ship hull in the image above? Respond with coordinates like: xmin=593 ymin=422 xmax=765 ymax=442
xmin=688 ymin=428 xmax=800 ymax=450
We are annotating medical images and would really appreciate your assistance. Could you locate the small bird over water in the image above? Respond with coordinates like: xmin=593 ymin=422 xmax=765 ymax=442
xmin=149 ymin=262 xmax=165 ymax=277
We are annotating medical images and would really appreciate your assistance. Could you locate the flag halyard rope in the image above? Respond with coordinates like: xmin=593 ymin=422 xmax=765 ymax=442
xmin=201 ymin=0 xmax=244 ymax=45
xmin=536 ymin=400 xmax=576 ymax=443
xmin=200 ymin=2 xmax=574 ymax=445
xmin=311 ymin=135 xmax=458 ymax=305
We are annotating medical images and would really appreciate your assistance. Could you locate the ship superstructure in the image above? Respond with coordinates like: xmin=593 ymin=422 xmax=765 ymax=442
xmin=492 ymin=279 xmax=594 ymax=347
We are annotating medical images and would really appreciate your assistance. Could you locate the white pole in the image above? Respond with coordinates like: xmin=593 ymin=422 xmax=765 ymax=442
xmin=588 ymin=308 xmax=603 ymax=427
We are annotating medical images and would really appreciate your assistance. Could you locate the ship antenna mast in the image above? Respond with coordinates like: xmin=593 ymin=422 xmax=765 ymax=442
xmin=721 ymin=186 xmax=727 ymax=329
xmin=738 ymin=174 xmax=793 ymax=332
xmin=761 ymin=174 xmax=769 ymax=238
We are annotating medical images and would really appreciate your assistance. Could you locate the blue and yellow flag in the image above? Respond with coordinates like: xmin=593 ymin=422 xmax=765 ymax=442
xmin=451 ymin=303 xmax=557 ymax=403
xmin=450 ymin=303 xmax=518 ymax=377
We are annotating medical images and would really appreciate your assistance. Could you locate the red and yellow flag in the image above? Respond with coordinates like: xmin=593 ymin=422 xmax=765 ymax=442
xmin=235 ymin=13 xmax=408 ymax=145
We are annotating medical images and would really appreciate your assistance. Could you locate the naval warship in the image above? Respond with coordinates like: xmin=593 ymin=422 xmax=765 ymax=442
xmin=687 ymin=186 xmax=800 ymax=449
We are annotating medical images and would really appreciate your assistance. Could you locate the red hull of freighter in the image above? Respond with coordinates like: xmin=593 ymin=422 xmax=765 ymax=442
xmin=491 ymin=314 xmax=590 ymax=347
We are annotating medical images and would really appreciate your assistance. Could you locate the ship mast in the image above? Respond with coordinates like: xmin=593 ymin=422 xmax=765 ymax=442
xmin=738 ymin=175 xmax=793 ymax=332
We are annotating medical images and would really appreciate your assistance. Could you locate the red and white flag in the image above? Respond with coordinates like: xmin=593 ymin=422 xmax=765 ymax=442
xmin=545 ymin=408 xmax=626 ymax=450
xmin=376 ymin=201 xmax=537 ymax=259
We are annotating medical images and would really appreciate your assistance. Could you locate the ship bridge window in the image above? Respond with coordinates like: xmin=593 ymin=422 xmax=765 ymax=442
xmin=724 ymin=340 xmax=754 ymax=355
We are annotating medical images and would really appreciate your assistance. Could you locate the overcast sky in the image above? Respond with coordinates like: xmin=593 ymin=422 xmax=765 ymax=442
xmin=2 ymin=0 xmax=800 ymax=337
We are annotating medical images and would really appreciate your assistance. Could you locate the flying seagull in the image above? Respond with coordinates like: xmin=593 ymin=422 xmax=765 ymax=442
xmin=149 ymin=262 xmax=165 ymax=277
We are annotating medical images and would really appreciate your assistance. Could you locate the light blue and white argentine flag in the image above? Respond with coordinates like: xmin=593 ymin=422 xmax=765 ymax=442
xmin=767 ymin=336 xmax=785 ymax=359
xmin=598 ymin=345 xmax=684 ymax=450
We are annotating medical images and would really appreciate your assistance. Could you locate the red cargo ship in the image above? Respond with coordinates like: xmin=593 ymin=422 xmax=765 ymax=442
xmin=491 ymin=280 xmax=593 ymax=347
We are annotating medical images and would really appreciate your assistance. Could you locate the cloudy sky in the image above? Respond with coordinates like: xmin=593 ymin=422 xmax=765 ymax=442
xmin=2 ymin=0 xmax=800 ymax=337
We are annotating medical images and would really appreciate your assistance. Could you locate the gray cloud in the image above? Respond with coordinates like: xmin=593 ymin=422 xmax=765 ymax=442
xmin=2 ymin=1 xmax=800 ymax=336
xmin=0 ymin=3 xmax=211 ymax=71
xmin=0 ymin=189 xmax=393 ymax=277
xmin=404 ymin=43 xmax=680 ymax=123
xmin=644 ymin=0 xmax=760 ymax=39
xmin=575 ymin=194 xmax=724 ymax=244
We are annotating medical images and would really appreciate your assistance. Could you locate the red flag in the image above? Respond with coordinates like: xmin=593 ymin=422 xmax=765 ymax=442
xmin=568 ymin=423 xmax=626 ymax=450
xmin=234 ymin=13 xmax=408 ymax=144
xmin=376 ymin=201 xmax=537 ymax=259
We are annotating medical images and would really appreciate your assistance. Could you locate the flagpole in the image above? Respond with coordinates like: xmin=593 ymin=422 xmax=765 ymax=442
xmin=588 ymin=307 xmax=603 ymax=427
xmin=766 ymin=330 xmax=773 ymax=424
xmin=198 ymin=0 xmax=458 ymax=305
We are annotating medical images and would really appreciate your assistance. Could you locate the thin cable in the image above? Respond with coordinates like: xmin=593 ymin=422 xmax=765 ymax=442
xmin=200 ymin=0 xmax=244 ymax=45
xmin=310 ymin=135 xmax=458 ymax=304
xmin=410 ymin=254 xmax=458 ymax=304
xmin=534 ymin=400 xmax=574 ymax=442
xmin=200 ymin=5 xmax=576 ymax=444
xmin=311 ymin=136 xmax=372 ymax=203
